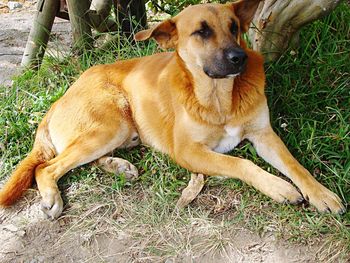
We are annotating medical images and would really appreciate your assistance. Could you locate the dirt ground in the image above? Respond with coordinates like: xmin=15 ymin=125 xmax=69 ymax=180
xmin=0 ymin=2 xmax=330 ymax=263
xmin=0 ymin=192 xmax=320 ymax=263
xmin=0 ymin=1 xmax=71 ymax=86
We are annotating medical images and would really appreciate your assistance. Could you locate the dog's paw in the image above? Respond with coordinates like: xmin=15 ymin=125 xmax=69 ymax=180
xmin=303 ymin=183 xmax=345 ymax=214
xmin=40 ymin=189 xmax=64 ymax=220
xmin=98 ymin=157 xmax=139 ymax=180
xmin=266 ymin=177 xmax=304 ymax=205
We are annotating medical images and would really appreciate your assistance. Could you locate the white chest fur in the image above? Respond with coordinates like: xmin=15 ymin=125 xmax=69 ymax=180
xmin=213 ymin=126 xmax=242 ymax=153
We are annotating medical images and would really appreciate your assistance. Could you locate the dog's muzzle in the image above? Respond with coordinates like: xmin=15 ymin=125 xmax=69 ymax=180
xmin=203 ymin=47 xmax=247 ymax=79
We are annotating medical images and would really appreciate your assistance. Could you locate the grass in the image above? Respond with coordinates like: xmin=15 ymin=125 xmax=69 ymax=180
xmin=1 ymin=2 xmax=349 ymax=262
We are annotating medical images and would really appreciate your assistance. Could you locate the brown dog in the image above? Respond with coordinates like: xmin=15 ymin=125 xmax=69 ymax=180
xmin=0 ymin=0 xmax=345 ymax=219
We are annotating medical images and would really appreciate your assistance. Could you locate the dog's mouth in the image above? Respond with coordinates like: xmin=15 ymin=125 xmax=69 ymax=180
xmin=203 ymin=67 xmax=244 ymax=79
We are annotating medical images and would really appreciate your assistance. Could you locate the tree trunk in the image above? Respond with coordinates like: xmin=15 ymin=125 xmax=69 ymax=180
xmin=57 ymin=0 xmax=119 ymax=33
xmin=249 ymin=0 xmax=342 ymax=61
xmin=21 ymin=0 xmax=60 ymax=69
xmin=114 ymin=0 xmax=147 ymax=37
xmin=66 ymin=0 xmax=93 ymax=52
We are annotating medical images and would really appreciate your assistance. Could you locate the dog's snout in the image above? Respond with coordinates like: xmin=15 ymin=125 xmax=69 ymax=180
xmin=225 ymin=49 xmax=247 ymax=66
xmin=203 ymin=48 xmax=248 ymax=79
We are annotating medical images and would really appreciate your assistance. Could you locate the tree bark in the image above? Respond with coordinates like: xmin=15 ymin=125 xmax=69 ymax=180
xmin=57 ymin=0 xmax=119 ymax=33
xmin=89 ymin=0 xmax=119 ymax=32
xmin=21 ymin=0 xmax=60 ymax=69
xmin=66 ymin=0 xmax=93 ymax=52
xmin=113 ymin=0 xmax=147 ymax=36
xmin=249 ymin=0 xmax=342 ymax=61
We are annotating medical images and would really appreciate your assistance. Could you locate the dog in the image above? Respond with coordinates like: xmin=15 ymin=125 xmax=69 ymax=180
xmin=0 ymin=0 xmax=345 ymax=219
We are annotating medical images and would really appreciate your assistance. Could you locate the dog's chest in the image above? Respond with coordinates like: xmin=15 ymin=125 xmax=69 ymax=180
xmin=213 ymin=126 xmax=242 ymax=153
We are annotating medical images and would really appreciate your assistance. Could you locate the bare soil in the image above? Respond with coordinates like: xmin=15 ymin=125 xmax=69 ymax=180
xmin=0 ymin=191 xmax=320 ymax=263
xmin=0 ymin=3 xmax=332 ymax=263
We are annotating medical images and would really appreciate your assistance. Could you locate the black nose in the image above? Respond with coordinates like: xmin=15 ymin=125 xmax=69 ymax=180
xmin=225 ymin=49 xmax=247 ymax=65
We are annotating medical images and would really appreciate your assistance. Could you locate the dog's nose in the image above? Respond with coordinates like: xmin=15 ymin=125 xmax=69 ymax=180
xmin=225 ymin=49 xmax=247 ymax=65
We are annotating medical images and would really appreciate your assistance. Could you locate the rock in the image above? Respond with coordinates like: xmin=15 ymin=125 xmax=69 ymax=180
xmin=16 ymin=230 xmax=26 ymax=237
xmin=2 ymin=224 xmax=19 ymax=232
xmin=37 ymin=256 xmax=45 ymax=263
xmin=7 ymin=1 xmax=23 ymax=10
xmin=1 ymin=224 xmax=26 ymax=237
xmin=0 ymin=4 xmax=10 ymax=14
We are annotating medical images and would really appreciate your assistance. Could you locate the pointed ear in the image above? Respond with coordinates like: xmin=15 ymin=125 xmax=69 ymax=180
xmin=134 ymin=19 xmax=177 ymax=49
xmin=232 ymin=0 xmax=262 ymax=32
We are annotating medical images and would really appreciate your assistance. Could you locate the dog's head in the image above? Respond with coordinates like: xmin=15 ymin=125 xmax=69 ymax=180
xmin=135 ymin=0 xmax=261 ymax=79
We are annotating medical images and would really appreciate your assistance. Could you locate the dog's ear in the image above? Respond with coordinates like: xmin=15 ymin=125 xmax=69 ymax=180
xmin=134 ymin=19 xmax=177 ymax=49
xmin=232 ymin=0 xmax=262 ymax=32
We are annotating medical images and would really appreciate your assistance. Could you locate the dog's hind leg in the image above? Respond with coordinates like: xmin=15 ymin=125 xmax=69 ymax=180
xmin=35 ymin=124 xmax=133 ymax=219
xmin=95 ymin=131 xmax=140 ymax=181
xmin=96 ymin=156 xmax=138 ymax=180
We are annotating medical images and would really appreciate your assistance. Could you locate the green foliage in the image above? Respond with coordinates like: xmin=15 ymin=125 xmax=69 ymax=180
xmin=147 ymin=0 xmax=229 ymax=15
xmin=265 ymin=2 xmax=350 ymax=202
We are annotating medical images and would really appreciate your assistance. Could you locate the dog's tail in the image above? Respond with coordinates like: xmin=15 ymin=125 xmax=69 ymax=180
xmin=0 ymin=116 xmax=54 ymax=206
xmin=0 ymin=150 xmax=45 ymax=206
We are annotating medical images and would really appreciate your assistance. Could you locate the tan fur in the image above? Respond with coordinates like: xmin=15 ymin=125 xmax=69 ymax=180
xmin=0 ymin=1 xmax=344 ymax=218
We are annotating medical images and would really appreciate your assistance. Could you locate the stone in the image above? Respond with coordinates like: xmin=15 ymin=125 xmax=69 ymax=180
xmin=7 ymin=1 xmax=23 ymax=10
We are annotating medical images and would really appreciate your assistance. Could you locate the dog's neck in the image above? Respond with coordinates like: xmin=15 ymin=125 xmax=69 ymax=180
xmin=171 ymin=49 xmax=266 ymax=126
xmin=172 ymin=53 xmax=234 ymax=125
xmin=191 ymin=67 xmax=234 ymax=117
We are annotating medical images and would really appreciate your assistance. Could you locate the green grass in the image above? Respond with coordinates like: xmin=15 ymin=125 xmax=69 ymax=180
xmin=1 ymin=2 xmax=349 ymax=261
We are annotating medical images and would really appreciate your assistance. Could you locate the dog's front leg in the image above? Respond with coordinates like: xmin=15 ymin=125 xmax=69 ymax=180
xmin=174 ymin=143 xmax=303 ymax=205
xmin=246 ymin=126 xmax=345 ymax=214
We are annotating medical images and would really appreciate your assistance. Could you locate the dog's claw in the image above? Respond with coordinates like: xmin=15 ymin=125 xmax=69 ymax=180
xmin=265 ymin=176 xmax=303 ymax=205
xmin=295 ymin=196 xmax=304 ymax=205
xmin=339 ymin=207 xmax=346 ymax=215
xmin=40 ymin=189 xmax=64 ymax=219
xmin=302 ymin=181 xmax=345 ymax=214
xmin=41 ymin=202 xmax=53 ymax=210
xmin=301 ymin=183 xmax=345 ymax=214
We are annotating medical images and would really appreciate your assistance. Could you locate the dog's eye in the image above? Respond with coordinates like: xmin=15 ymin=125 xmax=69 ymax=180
xmin=230 ymin=21 xmax=238 ymax=35
xmin=192 ymin=21 xmax=213 ymax=39
xmin=194 ymin=27 xmax=212 ymax=39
